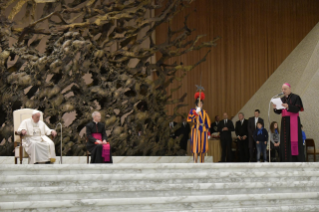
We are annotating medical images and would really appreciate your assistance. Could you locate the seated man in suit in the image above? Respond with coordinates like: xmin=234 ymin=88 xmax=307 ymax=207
xmin=86 ymin=111 xmax=112 ymax=163
xmin=218 ymin=112 xmax=234 ymax=162
xmin=169 ymin=121 xmax=178 ymax=139
xmin=235 ymin=112 xmax=249 ymax=162
xmin=210 ymin=115 xmax=220 ymax=137
xmin=17 ymin=110 xmax=57 ymax=164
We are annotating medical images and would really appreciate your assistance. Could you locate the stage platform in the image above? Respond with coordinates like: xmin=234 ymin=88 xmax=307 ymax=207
xmin=1 ymin=163 xmax=319 ymax=211
xmin=0 ymin=156 xmax=213 ymax=164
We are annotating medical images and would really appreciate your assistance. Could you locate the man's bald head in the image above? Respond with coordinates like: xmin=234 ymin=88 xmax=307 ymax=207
xmin=282 ymin=83 xmax=292 ymax=97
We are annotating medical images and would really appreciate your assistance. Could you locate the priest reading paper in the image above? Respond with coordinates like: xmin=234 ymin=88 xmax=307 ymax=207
xmin=17 ymin=110 xmax=57 ymax=164
xmin=86 ymin=111 xmax=113 ymax=163
xmin=273 ymin=83 xmax=305 ymax=162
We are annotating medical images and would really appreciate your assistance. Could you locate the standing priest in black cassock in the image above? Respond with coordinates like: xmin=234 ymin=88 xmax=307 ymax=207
xmin=273 ymin=83 xmax=305 ymax=162
xmin=86 ymin=111 xmax=113 ymax=163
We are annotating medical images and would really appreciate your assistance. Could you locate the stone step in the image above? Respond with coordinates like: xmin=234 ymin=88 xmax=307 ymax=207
xmin=1 ymin=182 xmax=319 ymax=202
xmin=1 ymin=163 xmax=319 ymax=175
xmin=162 ymin=205 xmax=319 ymax=212
xmin=1 ymin=193 xmax=319 ymax=211
xmin=1 ymin=171 xmax=319 ymax=184
xmin=2 ymin=165 xmax=319 ymax=175
xmin=2 ymin=175 xmax=319 ymax=188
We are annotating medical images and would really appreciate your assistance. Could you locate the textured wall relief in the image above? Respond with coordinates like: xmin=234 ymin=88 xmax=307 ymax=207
xmin=0 ymin=0 xmax=218 ymax=156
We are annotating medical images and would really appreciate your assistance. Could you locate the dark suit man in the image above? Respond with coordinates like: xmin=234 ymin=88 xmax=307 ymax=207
xmin=210 ymin=115 xmax=220 ymax=134
xmin=248 ymin=109 xmax=264 ymax=162
xmin=176 ymin=118 xmax=191 ymax=152
xmin=218 ymin=112 xmax=235 ymax=162
xmin=169 ymin=121 xmax=178 ymax=139
xmin=235 ymin=112 xmax=249 ymax=162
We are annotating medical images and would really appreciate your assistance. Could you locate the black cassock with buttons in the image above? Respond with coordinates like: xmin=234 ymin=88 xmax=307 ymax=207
xmin=86 ymin=121 xmax=113 ymax=163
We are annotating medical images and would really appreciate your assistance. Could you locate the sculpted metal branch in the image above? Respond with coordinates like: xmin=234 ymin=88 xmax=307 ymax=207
xmin=0 ymin=0 xmax=218 ymax=156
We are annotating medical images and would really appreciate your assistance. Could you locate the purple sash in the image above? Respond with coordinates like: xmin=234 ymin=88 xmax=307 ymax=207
xmin=92 ymin=133 xmax=102 ymax=141
xmin=282 ymin=109 xmax=299 ymax=156
xmin=102 ymin=143 xmax=110 ymax=162
xmin=92 ymin=133 xmax=110 ymax=162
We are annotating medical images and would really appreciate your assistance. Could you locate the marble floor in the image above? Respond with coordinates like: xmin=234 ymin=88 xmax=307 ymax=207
xmin=0 ymin=163 xmax=319 ymax=211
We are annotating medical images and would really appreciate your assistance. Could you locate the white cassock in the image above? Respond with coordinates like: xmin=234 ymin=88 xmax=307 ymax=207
xmin=17 ymin=118 xmax=56 ymax=164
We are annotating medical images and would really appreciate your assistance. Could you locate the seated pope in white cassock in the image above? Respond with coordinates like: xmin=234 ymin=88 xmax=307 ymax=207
xmin=17 ymin=110 xmax=57 ymax=164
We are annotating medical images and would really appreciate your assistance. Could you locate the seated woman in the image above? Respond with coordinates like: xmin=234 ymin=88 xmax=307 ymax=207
xmin=270 ymin=121 xmax=280 ymax=162
xmin=86 ymin=111 xmax=113 ymax=163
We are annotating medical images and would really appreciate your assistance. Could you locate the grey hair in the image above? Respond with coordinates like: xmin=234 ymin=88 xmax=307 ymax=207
xmin=238 ymin=112 xmax=244 ymax=117
xmin=92 ymin=111 xmax=100 ymax=118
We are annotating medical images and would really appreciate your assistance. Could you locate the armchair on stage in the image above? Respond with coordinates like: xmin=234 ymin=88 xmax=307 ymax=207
xmin=14 ymin=109 xmax=38 ymax=164
xmin=13 ymin=108 xmax=56 ymax=164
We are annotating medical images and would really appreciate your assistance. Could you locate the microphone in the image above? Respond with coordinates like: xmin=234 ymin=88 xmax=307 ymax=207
xmin=273 ymin=92 xmax=283 ymax=98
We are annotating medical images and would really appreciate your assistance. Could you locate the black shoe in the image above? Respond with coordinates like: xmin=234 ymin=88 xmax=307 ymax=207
xmin=45 ymin=161 xmax=50 ymax=164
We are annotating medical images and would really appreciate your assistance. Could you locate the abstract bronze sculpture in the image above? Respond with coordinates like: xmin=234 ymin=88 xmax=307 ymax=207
xmin=0 ymin=0 xmax=218 ymax=156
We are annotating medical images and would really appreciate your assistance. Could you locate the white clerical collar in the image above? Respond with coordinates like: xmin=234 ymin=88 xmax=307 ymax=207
xmin=93 ymin=121 xmax=98 ymax=125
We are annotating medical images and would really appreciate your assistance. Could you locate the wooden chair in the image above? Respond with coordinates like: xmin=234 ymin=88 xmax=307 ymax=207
xmin=13 ymin=108 xmax=44 ymax=164
xmin=306 ymin=139 xmax=319 ymax=162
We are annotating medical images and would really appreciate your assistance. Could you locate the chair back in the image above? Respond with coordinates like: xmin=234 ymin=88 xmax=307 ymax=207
xmin=305 ymin=138 xmax=315 ymax=149
xmin=13 ymin=108 xmax=44 ymax=143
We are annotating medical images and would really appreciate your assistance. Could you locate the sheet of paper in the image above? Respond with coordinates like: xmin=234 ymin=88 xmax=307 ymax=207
xmin=271 ymin=98 xmax=285 ymax=110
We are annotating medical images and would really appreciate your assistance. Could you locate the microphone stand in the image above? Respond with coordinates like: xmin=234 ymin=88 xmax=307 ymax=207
xmin=55 ymin=123 xmax=63 ymax=164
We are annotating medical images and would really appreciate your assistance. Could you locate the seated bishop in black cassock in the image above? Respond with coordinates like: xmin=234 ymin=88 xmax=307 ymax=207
xmin=86 ymin=115 xmax=113 ymax=163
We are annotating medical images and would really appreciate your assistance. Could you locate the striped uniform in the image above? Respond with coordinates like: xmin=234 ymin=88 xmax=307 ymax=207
xmin=187 ymin=108 xmax=211 ymax=154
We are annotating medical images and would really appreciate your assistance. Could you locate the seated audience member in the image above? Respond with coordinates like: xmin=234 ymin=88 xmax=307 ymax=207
xmin=301 ymin=125 xmax=306 ymax=146
xmin=210 ymin=115 xmax=220 ymax=136
xmin=169 ymin=121 xmax=178 ymax=139
xmin=301 ymin=124 xmax=307 ymax=157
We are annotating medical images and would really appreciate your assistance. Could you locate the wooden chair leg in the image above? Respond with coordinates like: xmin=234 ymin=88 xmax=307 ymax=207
xmin=306 ymin=152 xmax=309 ymax=162
xmin=87 ymin=153 xmax=89 ymax=164
xmin=15 ymin=157 xmax=17 ymax=164
xmin=314 ymin=153 xmax=316 ymax=162
xmin=19 ymin=144 xmax=23 ymax=164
